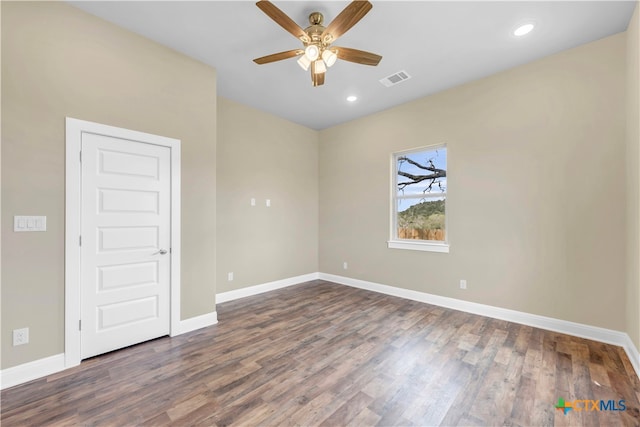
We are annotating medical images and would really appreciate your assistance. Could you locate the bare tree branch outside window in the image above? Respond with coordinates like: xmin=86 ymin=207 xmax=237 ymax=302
xmin=394 ymin=147 xmax=447 ymax=241
xmin=397 ymin=154 xmax=446 ymax=193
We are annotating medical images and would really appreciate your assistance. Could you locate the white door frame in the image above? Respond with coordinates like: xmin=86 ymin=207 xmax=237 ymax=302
xmin=64 ymin=117 xmax=181 ymax=368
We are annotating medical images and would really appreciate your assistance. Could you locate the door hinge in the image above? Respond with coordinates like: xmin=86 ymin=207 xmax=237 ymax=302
xmin=79 ymin=235 xmax=82 ymax=246
xmin=79 ymin=320 xmax=82 ymax=331
xmin=79 ymin=151 xmax=82 ymax=162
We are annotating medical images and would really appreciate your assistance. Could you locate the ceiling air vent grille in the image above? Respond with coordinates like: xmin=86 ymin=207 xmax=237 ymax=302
xmin=380 ymin=70 xmax=411 ymax=87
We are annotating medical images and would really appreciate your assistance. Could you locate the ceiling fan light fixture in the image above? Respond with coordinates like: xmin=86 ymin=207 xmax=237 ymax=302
xmin=305 ymin=44 xmax=320 ymax=61
xmin=314 ymin=59 xmax=326 ymax=74
xmin=297 ymin=54 xmax=311 ymax=71
xmin=322 ymin=49 xmax=337 ymax=67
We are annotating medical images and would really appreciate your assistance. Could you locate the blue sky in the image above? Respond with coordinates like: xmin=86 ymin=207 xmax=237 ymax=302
xmin=397 ymin=147 xmax=447 ymax=210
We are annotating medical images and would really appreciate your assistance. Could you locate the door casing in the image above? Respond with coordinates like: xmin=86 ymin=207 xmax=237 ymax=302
xmin=65 ymin=117 xmax=181 ymax=368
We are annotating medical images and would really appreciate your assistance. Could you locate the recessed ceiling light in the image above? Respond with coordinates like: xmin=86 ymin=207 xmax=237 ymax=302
xmin=346 ymin=95 xmax=358 ymax=102
xmin=513 ymin=23 xmax=535 ymax=37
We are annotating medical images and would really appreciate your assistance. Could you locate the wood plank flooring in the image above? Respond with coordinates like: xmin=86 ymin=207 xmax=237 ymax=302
xmin=2 ymin=280 xmax=639 ymax=426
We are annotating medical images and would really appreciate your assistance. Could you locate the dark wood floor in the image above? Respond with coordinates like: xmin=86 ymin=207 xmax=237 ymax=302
xmin=2 ymin=280 xmax=639 ymax=426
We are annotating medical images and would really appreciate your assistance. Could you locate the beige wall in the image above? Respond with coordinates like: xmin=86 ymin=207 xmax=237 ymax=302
xmin=320 ymin=34 xmax=627 ymax=331
xmin=1 ymin=0 xmax=636 ymax=372
xmin=627 ymin=3 xmax=640 ymax=350
xmin=216 ymin=98 xmax=318 ymax=293
xmin=1 ymin=2 xmax=217 ymax=369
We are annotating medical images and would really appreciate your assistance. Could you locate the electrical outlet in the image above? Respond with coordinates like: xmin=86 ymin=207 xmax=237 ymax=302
xmin=13 ymin=328 xmax=29 ymax=346
xmin=250 ymin=198 xmax=256 ymax=206
xmin=460 ymin=280 xmax=467 ymax=290
xmin=343 ymin=262 xmax=348 ymax=270
xmin=266 ymin=199 xmax=271 ymax=207
xmin=228 ymin=272 xmax=234 ymax=281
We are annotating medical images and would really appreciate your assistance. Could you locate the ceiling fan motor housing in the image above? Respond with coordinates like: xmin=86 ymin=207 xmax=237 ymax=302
xmin=304 ymin=13 xmax=327 ymax=47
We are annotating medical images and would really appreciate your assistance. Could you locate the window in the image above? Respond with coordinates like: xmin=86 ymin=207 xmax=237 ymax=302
xmin=389 ymin=144 xmax=448 ymax=253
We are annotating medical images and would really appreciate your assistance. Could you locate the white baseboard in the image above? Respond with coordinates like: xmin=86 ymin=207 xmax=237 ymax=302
xmin=319 ymin=273 xmax=640 ymax=379
xmin=621 ymin=333 xmax=640 ymax=379
xmin=216 ymin=272 xmax=320 ymax=304
xmin=3 ymin=272 xmax=638 ymax=390
xmin=2 ymin=312 xmax=219 ymax=390
xmin=0 ymin=353 xmax=66 ymax=390
xmin=176 ymin=311 xmax=218 ymax=335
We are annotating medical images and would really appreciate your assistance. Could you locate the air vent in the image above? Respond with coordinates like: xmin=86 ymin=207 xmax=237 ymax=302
xmin=379 ymin=70 xmax=411 ymax=87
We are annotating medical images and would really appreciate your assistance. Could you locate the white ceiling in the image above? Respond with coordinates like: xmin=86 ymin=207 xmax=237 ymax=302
xmin=69 ymin=1 xmax=636 ymax=130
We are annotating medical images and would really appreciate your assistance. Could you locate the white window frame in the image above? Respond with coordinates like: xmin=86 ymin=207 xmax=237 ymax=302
xmin=388 ymin=143 xmax=449 ymax=253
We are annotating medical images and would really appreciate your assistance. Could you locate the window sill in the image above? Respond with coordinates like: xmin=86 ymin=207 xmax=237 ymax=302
xmin=387 ymin=240 xmax=450 ymax=253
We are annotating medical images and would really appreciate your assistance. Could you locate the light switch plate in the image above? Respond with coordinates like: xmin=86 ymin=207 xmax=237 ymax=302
xmin=14 ymin=216 xmax=47 ymax=232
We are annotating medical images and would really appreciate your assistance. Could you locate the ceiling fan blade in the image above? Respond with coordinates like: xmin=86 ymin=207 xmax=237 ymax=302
xmin=334 ymin=46 xmax=382 ymax=66
xmin=256 ymin=1 xmax=310 ymax=43
xmin=253 ymin=49 xmax=303 ymax=65
xmin=310 ymin=62 xmax=325 ymax=87
xmin=321 ymin=0 xmax=372 ymax=43
xmin=313 ymin=71 xmax=325 ymax=87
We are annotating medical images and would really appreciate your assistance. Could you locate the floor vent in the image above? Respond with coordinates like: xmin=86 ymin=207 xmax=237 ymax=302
xmin=379 ymin=70 xmax=411 ymax=87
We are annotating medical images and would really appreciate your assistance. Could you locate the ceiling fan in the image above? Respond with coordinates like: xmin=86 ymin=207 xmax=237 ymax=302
xmin=253 ymin=0 xmax=382 ymax=87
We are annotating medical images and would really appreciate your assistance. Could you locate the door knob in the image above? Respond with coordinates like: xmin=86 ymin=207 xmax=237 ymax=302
xmin=153 ymin=249 xmax=168 ymax=255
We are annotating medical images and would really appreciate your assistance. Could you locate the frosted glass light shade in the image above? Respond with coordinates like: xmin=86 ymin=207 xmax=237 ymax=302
xmin=322 ymin=49 xmax=337 ymax=67
xmin=297 ymin=55 xmax=311 ymax=71
xmin=305 ymin=45 xmax=320 ymax=61
xmin=314 ymin=59 xmax=326 ymax=74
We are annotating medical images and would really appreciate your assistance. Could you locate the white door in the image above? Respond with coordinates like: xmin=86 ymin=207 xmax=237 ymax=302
xmin=80 ymin=133 xmax=171 ymax=359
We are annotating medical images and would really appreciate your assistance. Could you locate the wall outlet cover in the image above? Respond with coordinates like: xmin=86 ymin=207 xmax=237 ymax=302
xmin=13 ymin=328 xmax=29 ymax=346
